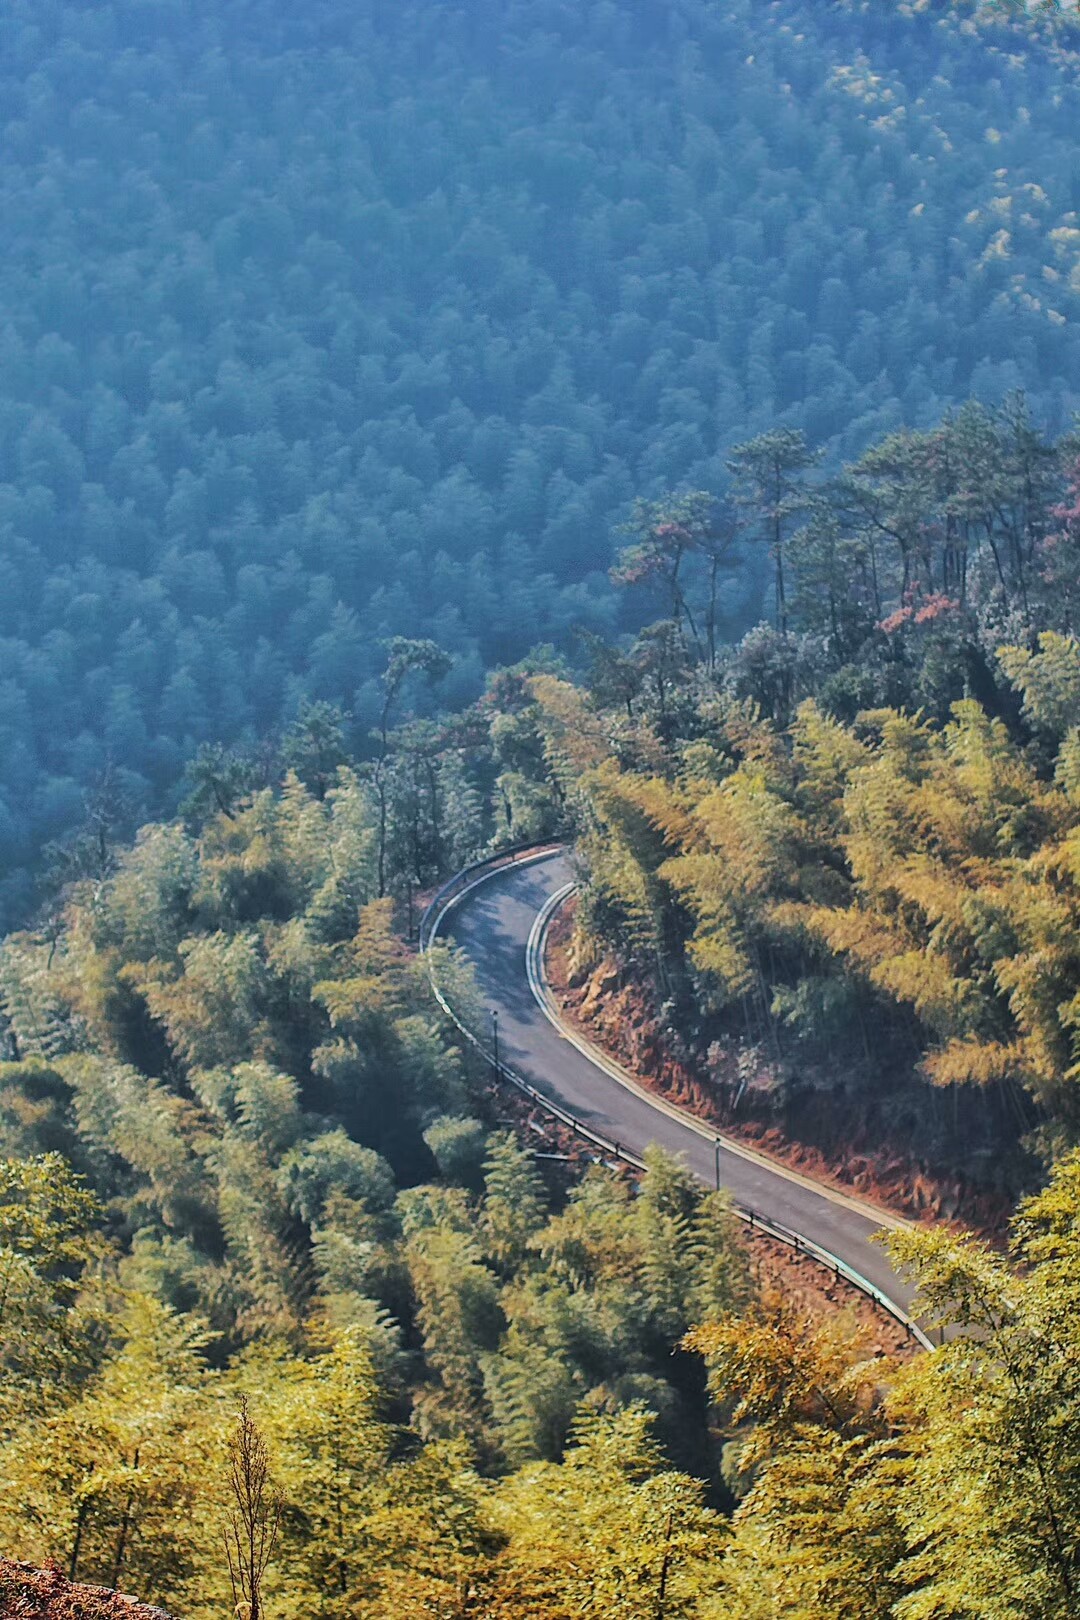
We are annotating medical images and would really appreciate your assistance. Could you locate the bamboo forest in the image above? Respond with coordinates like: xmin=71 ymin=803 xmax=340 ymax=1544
xmin=3 ymin=2 xmax=1080 ymax=1617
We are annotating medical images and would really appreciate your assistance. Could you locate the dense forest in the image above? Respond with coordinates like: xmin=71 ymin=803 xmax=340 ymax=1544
xmin=481 ymin=399 xmax=1080 ymax=1193
xmin=4 ymin=764 xmax=1080 ymax=1617
xmin=61 ymin=391 xmax=1075 ymax=1199
xmin=5 ymin=398 xmax=1080 ymax=1611
xmin=7 ymin=0 xmax=1080 ymax=1613
xmin=7 ymin=425 xmax=1080 ymax=1611
xmin=2 ymin=0 xmax=1080 ymax=919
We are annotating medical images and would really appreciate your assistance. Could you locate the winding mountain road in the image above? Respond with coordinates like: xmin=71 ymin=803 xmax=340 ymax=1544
xmin=431 ymin=847 xmax=925 ymax=1330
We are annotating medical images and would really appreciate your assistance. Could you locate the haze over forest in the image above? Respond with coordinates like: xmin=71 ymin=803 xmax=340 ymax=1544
xmin=6 ymin=6 xmax=1080 ymax=1618
xmin=2 ymin=0 xmax=1080 ymax=921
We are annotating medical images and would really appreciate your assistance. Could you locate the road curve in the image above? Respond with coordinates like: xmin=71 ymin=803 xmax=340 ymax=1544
xmin=436 ymin=848 xmax=923 ymax=1324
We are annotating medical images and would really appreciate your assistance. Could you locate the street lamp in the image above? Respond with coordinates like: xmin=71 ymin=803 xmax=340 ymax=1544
xmin=714 ymin=1138 xmax=721 ymax=1193
xmin=491 ymin=1008 xmax=500 ymax=1076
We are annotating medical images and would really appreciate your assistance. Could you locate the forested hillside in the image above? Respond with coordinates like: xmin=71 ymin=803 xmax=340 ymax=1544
xmin=6 ymin=0 xmax=1080 ymax=1611
xmin=7 ymin=395 xmax=1080 ymax=1195
xmin=2 ymin=0 xmax=1080 ymax=920
xmin=478 ymin=400 xmax=1080 ymax=1199
xmin=0 ymin=772 xmax=750 ymax=1608
xmin=4 ymin=758 xmax=1080 ymax=1617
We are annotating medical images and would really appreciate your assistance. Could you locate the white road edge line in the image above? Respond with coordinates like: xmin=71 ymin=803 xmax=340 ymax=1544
xmin=527 ymin=883 xmax=911 ymax=1235
xmin=426 ymin=847 xmax=934 ymax=1353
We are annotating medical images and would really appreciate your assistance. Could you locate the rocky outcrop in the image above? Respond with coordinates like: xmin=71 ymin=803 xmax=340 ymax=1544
xmin=0 ymin=1561 xmax=174 ymax=1620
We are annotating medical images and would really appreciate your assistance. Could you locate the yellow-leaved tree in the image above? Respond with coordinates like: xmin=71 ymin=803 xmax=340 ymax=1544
xmin=489 ymin=1405 xmax=726 ymax=1620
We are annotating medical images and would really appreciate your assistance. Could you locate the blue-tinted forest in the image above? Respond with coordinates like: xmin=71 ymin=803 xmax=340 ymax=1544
xmin=1 ymin=0 xmax=1079 ymax=920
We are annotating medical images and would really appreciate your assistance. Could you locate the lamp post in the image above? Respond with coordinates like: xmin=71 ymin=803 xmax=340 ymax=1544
xmin=714 ymin=1138 xmax=721 ymax=1193
xmin=491 ymin=1009 xmax=500 ymax=1077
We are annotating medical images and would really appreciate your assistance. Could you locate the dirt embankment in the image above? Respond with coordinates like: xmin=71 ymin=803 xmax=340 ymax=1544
xmin=546 ymin=899 xmax=1012 ymax=1243
xmin=0 ymin=1561 xmax=173 ymax=1620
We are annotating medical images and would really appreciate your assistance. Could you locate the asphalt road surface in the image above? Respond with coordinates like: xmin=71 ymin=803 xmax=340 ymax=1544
xmin=438 ymin=848 xmax=921 ymax=1322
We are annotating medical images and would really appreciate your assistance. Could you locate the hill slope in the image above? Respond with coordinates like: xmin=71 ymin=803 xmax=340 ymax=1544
xmin=1 ymin=0 xmax=1079 ymax=917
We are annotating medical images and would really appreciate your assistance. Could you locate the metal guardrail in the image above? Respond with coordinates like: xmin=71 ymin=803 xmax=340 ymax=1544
xmin=418 ymin=840 xmax=565 ymax=952
xmin=422 ymin=844 xmax=934 ymax=1353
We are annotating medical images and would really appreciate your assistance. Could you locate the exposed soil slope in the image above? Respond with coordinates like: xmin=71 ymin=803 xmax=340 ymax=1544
xmin=547 ymin=900 xmax=1011 ymax=1240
